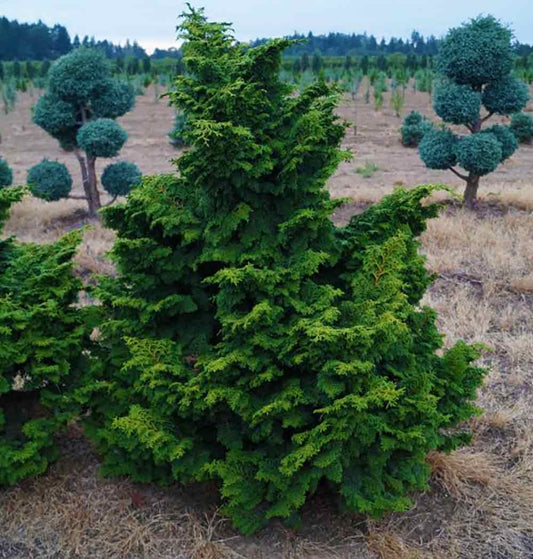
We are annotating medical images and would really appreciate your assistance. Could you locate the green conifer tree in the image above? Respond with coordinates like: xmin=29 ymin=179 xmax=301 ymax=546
xmin=80 ymin=8 xmax=486 ymax=534
xmin=418 ymin=16 xmax=529 ymax=206
xmin=33 ymin=48 xmax=136 ymax=217
xmin=0 ymin=188 xmax=86 ymax=485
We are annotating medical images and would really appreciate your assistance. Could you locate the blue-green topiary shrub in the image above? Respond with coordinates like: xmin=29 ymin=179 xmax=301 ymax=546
xmin=92 ymin=81 xmax=135 ymax=119
xmin=27 ymin=159 xmax=72 ymax=201
xmin=433 ymin=81 xmax=481 ymax=125
xmin=33 ymin=48 xmax=137 ymax=217
xmin=412 ymin=15 xmax=529 ymax=205
xmin=454 ymin=134 xmax=502 ymax=176
xmin=482 ymin=76 xmax=529 ymax=115
xmin=481 ymin=124 xmax=518 ymax=160
xmin=101 ymin=161 xmax=141 ymax=197
xmin=436 ymin=15 xmax=514 ymax=86
xmin=77 ymin=119 xmax=127 ymax=158
xmin=419 ymin=128 xmax=457 ymax=169
xmin=0 ymin=158 xmax=13 ymax=188
xmin=400 ymin=111 xmax=433 ymax=147
xmin=510 ymin=112 xmax=533 ymax=143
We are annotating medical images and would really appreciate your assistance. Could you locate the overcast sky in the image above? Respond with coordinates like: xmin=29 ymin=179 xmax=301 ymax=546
xmin=1 ymin=0 xmax=532 ymax=53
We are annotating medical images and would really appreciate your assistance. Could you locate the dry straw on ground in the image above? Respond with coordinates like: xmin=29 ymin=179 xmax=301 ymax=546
xmin=1 ymin=87 xmax=533 ymax=558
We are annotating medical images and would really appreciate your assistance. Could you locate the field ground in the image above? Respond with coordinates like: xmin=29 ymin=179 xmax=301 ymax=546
xmin=1 ymin=84 xmax=533 ymax=558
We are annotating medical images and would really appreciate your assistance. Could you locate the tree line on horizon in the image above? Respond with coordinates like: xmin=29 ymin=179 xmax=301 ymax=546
xmin=2 ymin=15 xmax=532 ymax=63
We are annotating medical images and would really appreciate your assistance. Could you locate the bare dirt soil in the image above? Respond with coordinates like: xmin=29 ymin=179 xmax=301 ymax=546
xmin=1 ymin=83 xmax=533 ymax=558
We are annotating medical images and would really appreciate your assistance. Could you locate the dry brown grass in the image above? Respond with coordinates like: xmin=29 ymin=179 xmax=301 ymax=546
xmin=2 ymin=91 xmax=533 ymax=558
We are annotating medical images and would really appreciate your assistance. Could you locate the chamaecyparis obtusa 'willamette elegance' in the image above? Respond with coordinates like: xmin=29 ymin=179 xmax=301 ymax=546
xmin=76 ymin=8 xmax=487 ymax=534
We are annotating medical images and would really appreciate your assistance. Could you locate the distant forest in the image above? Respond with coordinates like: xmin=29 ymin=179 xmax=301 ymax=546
xmin=1 ymin=16 xmax=532 ymax=62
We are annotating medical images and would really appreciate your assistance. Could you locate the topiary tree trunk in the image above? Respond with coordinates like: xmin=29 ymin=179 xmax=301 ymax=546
xmin=417 ymin=16 xmax=529 ymax=207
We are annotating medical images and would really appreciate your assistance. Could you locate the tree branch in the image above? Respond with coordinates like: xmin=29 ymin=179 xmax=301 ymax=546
xmin=68 ymin=195 xmax=88 ymax=200
xmin=465 ymin=123 xmax=474 ymax=133
xmin=448 ymin=167 xmax=469 ymax=181
xmin=103 ymin=195 xmax=118 ymax=207
xmin=481 ymin=111 xmax=494 ymax=123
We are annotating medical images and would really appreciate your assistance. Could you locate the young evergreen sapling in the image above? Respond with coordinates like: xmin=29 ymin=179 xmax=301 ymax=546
xmin=81 ymin=8 xmax=487 ymax=534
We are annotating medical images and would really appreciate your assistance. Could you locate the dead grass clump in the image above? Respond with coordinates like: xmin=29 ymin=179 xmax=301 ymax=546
xmin=366 ymin=527 xmax=424 ymax=559
xmin=427 ymin=450 xmax=497 ymax=498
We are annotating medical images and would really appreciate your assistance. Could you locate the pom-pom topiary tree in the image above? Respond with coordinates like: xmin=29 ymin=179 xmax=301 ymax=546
xmin=27 ymin=159 xmax=72 ymax=201
xmin=0 ymin=187 xmax=86 ymax=485
xmin=418 ymin=16 xmax=529 ymax=206
xmin=511 ymin=112 xmax=533 ymax=143
xmin=33 ymin=48 xmax=136 ymax=217
xmin=101 ymin=161 xmax=141 ymax=200
xmin=80 ymin=8 xmax=486 ymax=534
xmin=0 ymin=158 xmax=13 ymax=188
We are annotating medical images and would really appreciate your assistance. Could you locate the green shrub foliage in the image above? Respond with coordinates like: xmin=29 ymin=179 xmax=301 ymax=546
xmin=33 ymin=48 xmax=135 ymax=214
xmin=101 ymin=161 xmax=142 ymax=196
xmin=455 ymin=133 xmax=502 ymax=176
xmin=400 ymin=111 xmax=433 ymax=147
xmin=0 ymin=187 xmax=85 ymax=485
xmin=0 ymin=158 xmax=13 ymax=188
xmin=436 ymin=15 xmax=514 ymax=86
xmin=433 ymin=82 xmax=481 ymax=125
xmin=81 ymin=8 xmax=486 ymax=535
xmin=77 ymin=118 xmax=127 ymax=158
xmin=481 ymin=124 xmax=517 ymax=161
xmin=482 ymin=76 xmax=529 ymax=115
xmin=510 ymin=112 xmax=533 ymax=143
xmin=27 ymin=159 xmax=72 ymax=201
xmin=414 ymin=15 xmax=529 ymax=205
xmin=419 ymin=128 xmax=457 ymax=169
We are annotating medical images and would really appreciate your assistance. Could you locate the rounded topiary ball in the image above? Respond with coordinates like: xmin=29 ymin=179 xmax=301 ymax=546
xmin=433 ymin=82 xmax=481 ymax=125
xmin=481 ymin=125 xmax=518 ymax=161
xmin=455 ymin=134 xmax=502 ymax=176
xmin=436 ymin=16 xmax=514 ymax=86
xmin=0 ymin=158 xmax=13 ymax=188
xmin=101 ymin=161 xmax=141 ymax=196
xmin=77 ymin=118 xmax=127 ymax=158
xmin=403 ymin=110 xmax=423 ymax=126
xmin=482 ymin=76 xmax=529 ymax=115
xmin=510 ymin=112 xmax=533 ymax=144
xmin=419 ymin=128 xmax=457 ymax=169
xmin=92 ymin=81 xmax=136 ymax=119
xmin=27 ymin=159 xmax=72 ymax=201
xmin=33 ymin=93 xmax=77 ymax=136
xmin=48 ymin=48 xmax=111 ymax=104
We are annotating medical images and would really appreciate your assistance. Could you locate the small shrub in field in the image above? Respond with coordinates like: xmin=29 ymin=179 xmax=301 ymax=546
xmin=0 ymin=187 xmax=85 ymax=485
xmin=0 ymin=158 xmax=13 ymax=188
xmin=417 ymin=16 xmax=529 ymax=206
xmin=401 ymin=111 xmax=434 ymax=147
xmin=356 ymin=161 xmax=379 ymax=178
xmin=391 ymin=89 xmax=405 ymax=117
xmin=510 ymin=112 xmax=533 ymax=143
xmin=101 ymin=161 xmax=141 ymax=197
xmin=27 ymin=159 xmax=72 ymax=201
xmin=80 ymin=8 xmax=487 ymax=535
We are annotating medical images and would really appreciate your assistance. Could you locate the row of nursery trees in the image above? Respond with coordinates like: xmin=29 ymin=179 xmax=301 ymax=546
xmin=1 ymin=10 xmax=522 ymax=534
